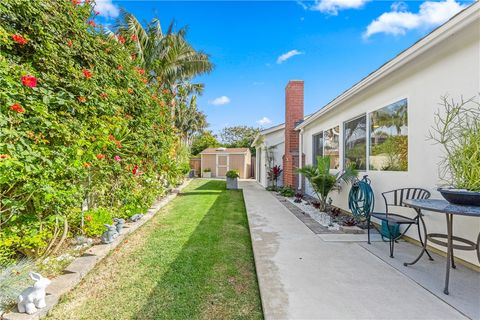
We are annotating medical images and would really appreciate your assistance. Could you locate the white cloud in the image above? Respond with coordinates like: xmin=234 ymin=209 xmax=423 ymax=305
xmin=310 ymin=0 xmax=369 ymax=15
xmin=277 ymin=50 xmax=304 ymax=64
xmin=257 ymin=117 xmax=272 ymax=126
xmin=364 ymin=0 xmax=466 ymax=39
xmin=209 ymin=96 xmax=231 ymax=106
xmin=94 ymin=0 xmax=120 ymax=19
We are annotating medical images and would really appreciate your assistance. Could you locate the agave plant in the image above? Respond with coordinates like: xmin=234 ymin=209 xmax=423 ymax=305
xmin=297 ymin=156 xmax=357 ymax=212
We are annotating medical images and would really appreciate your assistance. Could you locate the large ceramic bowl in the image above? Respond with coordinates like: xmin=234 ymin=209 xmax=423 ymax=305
xmin=438 ymin=188 xmax=480 ymax=206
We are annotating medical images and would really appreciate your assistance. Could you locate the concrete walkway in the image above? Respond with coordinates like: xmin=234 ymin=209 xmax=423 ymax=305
xmin=241 ymin=181 xmax=467 ymax=320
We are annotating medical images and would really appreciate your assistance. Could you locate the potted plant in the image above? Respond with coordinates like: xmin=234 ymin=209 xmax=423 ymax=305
xmin=297 ymin=156 xmax=357 ymax=212
xmin=226 ymin=170 xmax=240 ymax=190
xmin=202 ymin=168 xmax=212 ymax=178
xmin=429 ymin=95 xmax=480 ymax=205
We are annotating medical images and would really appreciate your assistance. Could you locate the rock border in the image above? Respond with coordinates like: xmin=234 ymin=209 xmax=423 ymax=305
xmin=2 ymin=179 xmax=192 ymax=320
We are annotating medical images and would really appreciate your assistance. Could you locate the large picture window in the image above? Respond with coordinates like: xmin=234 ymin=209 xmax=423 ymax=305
xmin=312 ymin=132 xmax=323 ymax=165
xmin=370 ymin=99 xmax=408 ymax=171
xmin=324 ymin=126 xmax=340 ymax=169
xmin=344 ymin=115 xmax=367 ymax=170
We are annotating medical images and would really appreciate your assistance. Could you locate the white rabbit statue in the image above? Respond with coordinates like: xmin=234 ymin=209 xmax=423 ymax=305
xmin=18 ymin=272 xmax=51 ymax=314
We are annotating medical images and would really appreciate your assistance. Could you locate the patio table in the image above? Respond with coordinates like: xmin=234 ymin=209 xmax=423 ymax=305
xmin=403 ymin=199 xmax=480 ymax=295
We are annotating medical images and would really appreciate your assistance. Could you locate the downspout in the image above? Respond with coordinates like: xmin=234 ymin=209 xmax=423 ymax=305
xmin=298 ymin=128 xmax=304 ymax=190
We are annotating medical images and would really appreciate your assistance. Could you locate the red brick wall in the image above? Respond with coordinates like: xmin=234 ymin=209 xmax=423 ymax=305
xmin=283 ymin=80 xmax=304 ymax=188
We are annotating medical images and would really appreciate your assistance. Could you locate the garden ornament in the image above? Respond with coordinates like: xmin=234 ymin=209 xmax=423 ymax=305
xmin=101 ymin=224 xmax=119 ymax=244
xmin=130 ymin=214 xmax=144 ymax=222
xmin=113 ymin=218 xmax=125 ymax=234
xmin=17 ymin=272 xmax=51 ymax=315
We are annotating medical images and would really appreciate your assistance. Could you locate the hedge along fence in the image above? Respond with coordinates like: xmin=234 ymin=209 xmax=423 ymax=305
xmin=0 ymin=0 xmax=188 ymax=264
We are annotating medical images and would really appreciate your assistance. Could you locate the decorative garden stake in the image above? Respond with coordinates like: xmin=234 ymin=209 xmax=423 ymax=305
xmin=17 ymin=272 xmax=51 ymax=315
xmin=130 ymin=214 xmax=144 ymax=222
xmin=114 ymin=218 xmax=125 ymax=234
xmin=101 ymin=224 xmax=119 ymax=244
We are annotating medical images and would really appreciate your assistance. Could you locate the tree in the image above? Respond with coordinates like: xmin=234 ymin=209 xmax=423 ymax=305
xmin=297 ymin=156 xmax=357 ymax=212
xmin=116 ymin=13 xmax=213 ymax=87
xmin=191 ymin=131 xmax=220 ymax=156
xmin=219 ymin=126 xmax=259 ymax=154
xmin=174 ymin=83 xmax=208 ymax=145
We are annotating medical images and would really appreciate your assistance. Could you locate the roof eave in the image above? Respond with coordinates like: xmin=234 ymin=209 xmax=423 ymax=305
xmin=296 ymin=2 xmax=479 ymax=130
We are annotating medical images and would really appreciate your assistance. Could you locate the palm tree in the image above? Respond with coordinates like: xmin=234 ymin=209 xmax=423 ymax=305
xmin=297 ymin=156 xmax=357 ymax=212
xmin=115 ymin=12 xmax=214 ymax=86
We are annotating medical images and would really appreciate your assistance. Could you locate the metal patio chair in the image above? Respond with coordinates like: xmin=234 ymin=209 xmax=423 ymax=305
xmin=368 ymin=188 xmax=434 ymax=259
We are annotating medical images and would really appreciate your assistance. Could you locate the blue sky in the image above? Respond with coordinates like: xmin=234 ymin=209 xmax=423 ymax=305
xmin=96 ymin=0 xmax=472 ymax=134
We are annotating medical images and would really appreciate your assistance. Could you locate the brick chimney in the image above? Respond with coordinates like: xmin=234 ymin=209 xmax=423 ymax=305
xmin=283 ymin=80 xmax=304 ymax=189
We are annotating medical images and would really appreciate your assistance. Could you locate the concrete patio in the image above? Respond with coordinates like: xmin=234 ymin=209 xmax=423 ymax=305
xmin=241 ymin=180 xmax=477 ymax=319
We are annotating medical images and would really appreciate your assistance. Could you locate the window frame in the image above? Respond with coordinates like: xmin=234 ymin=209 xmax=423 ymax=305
xmin=343 ymin=113 xmax=367 ymax=171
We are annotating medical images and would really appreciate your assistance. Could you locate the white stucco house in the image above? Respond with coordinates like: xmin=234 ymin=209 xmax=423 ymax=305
xmin=254 ymin=2 xmax=479 ymax=266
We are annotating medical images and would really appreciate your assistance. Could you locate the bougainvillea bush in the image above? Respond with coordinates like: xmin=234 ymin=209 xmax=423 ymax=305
xmin=0 ymin=0 xmax=187 ymax=263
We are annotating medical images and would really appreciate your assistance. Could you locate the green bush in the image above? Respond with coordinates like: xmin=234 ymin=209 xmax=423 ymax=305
xmin=278 ymin=186 xmax=295 ymax=197
xmin=226 ymin=170 xmax=240 ymax=179
xmin=83 ymin=208 xmax=113 ymax=237
xmin=0 ymin=0 xmax=186 ymax=262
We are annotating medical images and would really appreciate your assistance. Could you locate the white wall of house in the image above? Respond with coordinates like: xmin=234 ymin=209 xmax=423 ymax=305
xmin=301 ymin=19 xmax=480 ymax=266
xmin=256 ymin=128 xmax=285 ymax=187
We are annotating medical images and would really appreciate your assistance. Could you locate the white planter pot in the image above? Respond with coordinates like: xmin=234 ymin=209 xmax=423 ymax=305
xmin=226 ymin=177 xmax=238 ymax=190
xmin=203 ymin=172 xmax=211 ymax=178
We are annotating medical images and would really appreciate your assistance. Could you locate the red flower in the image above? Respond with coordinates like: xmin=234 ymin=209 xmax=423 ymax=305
xmin=67 ymin=39 xmax=73 ymax=47
xmin=100 ymin=92 xmax=108 ymax=99
xmin=83 ymin=162 xmax=91 ymax=168
xmin=0 ymin=154 xmax=10 ymax=160
xmin=135 ymin=67 xmax=145 ymax=75
xmin=132 ymin=165 xmax=139 ymax=175
xmin=88 ymin=20 xmax=96 ymax=27
xmin=114 ymin=155 xmax=121 ymax=162
xmin=85 ymin=215 xmax=93 ymax=222
xmin=12 ymin=34 xmax=28 ymax=45
xmin=96 ymin=154 xmax=105 ymax=160
xmin=82 ymin=69 xmax=92 ymax=78
xmin=10 ymin=103 xmax=25 ymax=113
xmin=117 ymin=65 xmax=123 ymax=70
xmin=117 ymin=35 xmax=125 ymax=44
xmin=72 ymin=0 xmax=81 ymax=5
xmin=142 ymin=78 xmax=148 ymax=84
xmin=131 ymin=34 xmax=138 ymax=41
xmin=21 ymin=75 xmax=37 ymax=88
xmin=78 ymin=96 xmax=87 ymax=103
xmin=127 ymin=88 xmax=134 ymax=94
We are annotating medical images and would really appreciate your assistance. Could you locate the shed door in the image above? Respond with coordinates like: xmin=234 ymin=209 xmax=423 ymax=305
xmin=217 ymin=155 xmax=229 ymax=177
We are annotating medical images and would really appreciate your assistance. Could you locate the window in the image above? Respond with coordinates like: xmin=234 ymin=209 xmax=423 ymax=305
xmin=312 ymin=132 xmax=323 ymax=165
xmin=344 ymin=115 xmax=367 ymax=170
xmin=324 ymin=126 xmax=340 ymax=169
xmin=370 ymin=99 xmax=408 ymax=171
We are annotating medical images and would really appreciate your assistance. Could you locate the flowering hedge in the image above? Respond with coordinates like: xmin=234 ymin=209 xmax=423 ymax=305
xmin=0 ymin=0 xmax=188 ymax=263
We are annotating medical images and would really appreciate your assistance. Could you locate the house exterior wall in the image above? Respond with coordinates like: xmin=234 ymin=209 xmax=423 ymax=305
xmin=301 ymin=20 xmax=480 ymax=266
xmin=257 ymin=129 xmax=285 ymax=187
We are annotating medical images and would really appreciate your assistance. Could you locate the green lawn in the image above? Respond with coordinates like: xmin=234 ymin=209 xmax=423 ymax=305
xmin=47 ymin=180 xmax=263 ymax=320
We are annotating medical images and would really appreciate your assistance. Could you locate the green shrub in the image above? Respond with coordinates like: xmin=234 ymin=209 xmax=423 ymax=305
xmin=0 ymin=0 xmax=184 ymax=261
xmin=226 ymin=170 xmax=240 ymax=179
xmin=278 ymin=186 xmax=295 ymax=197
xmin=83 ymin=208 xmax=113 ymax=237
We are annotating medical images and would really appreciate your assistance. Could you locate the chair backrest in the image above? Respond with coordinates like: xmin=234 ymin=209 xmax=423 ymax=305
xmin=381 ymin=188 xmax=431 ymax=213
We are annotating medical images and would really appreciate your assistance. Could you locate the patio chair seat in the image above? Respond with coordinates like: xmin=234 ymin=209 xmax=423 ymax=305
xmin=370 ymin=212 xmax=416 ymax=225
